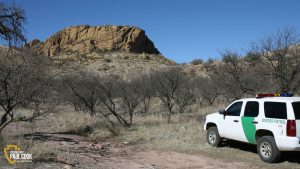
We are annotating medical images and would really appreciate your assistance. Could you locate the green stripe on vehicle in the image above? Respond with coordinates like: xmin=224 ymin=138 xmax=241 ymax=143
xmin=241 ymin=117 xmax=256 ymax=144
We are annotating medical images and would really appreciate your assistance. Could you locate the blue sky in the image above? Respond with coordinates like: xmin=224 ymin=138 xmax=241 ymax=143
xmin=7 ymin=0 xmax=300 ymax=63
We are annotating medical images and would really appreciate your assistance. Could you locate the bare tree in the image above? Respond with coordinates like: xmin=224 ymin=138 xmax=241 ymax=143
xmin=61 ymin=71 xmax=134 ymax=127
xmin=0 ymin=49 xmax=53 ymax=135
xmin=119 ymin=77 xmax=145 ymax=125
xmin=174 ymin=85 xmax=195 ymax=114
xmin=61 ymin=71 xmax=101 ymax=116
xmin=139 ymin=74 xmax=155 ymax=114
xmin=217 ymin=50 xmax=271 ymax=100
xmin=220 ymin=50 xmax=255 ymax=94
xmin=151 ymin=67 xmax=192 ymax=123
xmin=97 ymin=76 xmax=130 ymax=126
xmin=250 ymin=28 xmax=300 ymax=92
xmin=0 ymin=2 xmax=26 ymax=46
xmin=193 ymin=75 xmax=221 ymax=106
xmin=140 ymin=84 xmax=152 ymax=114
xmin=61 ymin=72 xmax=121 ymax=127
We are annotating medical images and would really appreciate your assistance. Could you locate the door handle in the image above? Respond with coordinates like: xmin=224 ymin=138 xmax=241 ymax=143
xmin=233 ymin=120 xmax=239 ymax=122
xmin=252 ymin=121 xmax=258 ymax=124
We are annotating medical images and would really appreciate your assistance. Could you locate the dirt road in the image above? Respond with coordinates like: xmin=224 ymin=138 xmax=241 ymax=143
xmin=99 ymin=150 xmax=258 ymax=169
xmin=1 ymin=133 xmax=259 ymax=169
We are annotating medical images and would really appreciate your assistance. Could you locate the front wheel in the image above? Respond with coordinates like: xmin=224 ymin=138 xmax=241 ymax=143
xmin=206 ymin=127 xmax=222 ymax=147
xmin=257 ymin=136 xmax=281 ymax=163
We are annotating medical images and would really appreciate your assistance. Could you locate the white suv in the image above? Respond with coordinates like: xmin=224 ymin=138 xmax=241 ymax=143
xmin=204 ymin=94 xmax=300 ymax=163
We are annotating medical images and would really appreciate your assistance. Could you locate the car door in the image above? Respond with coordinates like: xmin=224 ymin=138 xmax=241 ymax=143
xmin=241 ymin=101 xmax=259 ymax=144
xmin=220 ymin=101 xmax=246 ymax=141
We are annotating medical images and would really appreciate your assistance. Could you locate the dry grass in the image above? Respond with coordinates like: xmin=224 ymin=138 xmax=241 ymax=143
xmin=121 ymin=115 xmax=204 ymax=151
xmin=113 ymin=105 xmax=300 ymax=169
xmin=1 ymin=102 xmax=300 ymax=168
xmin=118 ymin=106 xmax=218 ymax=152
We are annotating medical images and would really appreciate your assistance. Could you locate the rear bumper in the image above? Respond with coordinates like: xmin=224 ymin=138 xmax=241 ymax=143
xmin=275 ymin=136 xmax=300 ymax=151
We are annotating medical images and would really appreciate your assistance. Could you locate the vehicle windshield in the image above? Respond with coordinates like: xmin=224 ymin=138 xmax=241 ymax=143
xmin=292 ymin=102 xmax=300 ymax=119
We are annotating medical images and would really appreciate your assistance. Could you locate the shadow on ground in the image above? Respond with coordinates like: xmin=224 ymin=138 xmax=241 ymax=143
xmin=221 ymin=139 xmax=300 ymax=164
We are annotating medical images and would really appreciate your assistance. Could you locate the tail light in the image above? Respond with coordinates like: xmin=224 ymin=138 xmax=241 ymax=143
xmin=287 ymin=120 xmax=296 ymax=137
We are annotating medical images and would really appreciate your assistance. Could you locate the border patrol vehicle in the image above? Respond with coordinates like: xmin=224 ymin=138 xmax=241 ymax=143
xmin=204 ymin=93 xmax=300 ymax=162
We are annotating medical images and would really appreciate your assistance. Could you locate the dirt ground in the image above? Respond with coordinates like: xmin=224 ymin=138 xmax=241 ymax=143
xmin=102 ymin=150 xmax=259 ymax=169
xmin=0 ymin=133 xmax=259 ymax=169
xmin=1 ymin=112 xmax=299 ymax=169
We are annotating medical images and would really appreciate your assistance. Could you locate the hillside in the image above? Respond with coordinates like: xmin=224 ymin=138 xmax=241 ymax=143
xmin=25 ymin=25 xmax=176 ymax=76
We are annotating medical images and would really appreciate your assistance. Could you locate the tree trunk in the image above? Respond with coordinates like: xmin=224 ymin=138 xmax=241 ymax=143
xmin=167 ymin=105 xmax=172 ymax=124
xmin=129 ymin=112 xmax=133 ymax=125
xmin=167 ymin=113 xmax=171 ymax=124
xmin=0 ymin=131 xmax=4 ymax=152
xmin=113 ymin=112 xmax=130 ymax=127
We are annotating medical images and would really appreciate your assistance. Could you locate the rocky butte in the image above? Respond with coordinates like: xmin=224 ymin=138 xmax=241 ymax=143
xmin=29 ymin=25 xmax=160 ymax=56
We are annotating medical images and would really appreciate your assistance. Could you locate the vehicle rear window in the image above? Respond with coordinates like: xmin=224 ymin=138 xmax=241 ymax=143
xmin=292 ymin=102 xmax=300 ymax=119
xmin=264 ymin=102 xmax=287 ymax=119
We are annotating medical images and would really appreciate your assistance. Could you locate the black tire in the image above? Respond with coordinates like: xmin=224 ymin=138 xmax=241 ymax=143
xmin=207 ymin=127 xmax=222 ymax=147
xmin=257 ymin=136 xmax=281 ymax=163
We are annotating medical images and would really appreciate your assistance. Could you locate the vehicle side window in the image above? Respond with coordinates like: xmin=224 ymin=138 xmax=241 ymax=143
xmin=226 ymin=101 xmax=243 ymax=116
xmin=244 ymin=101 xmax=259 ymax=117
xmin=264 ymin=102 xmax=287 ymax=119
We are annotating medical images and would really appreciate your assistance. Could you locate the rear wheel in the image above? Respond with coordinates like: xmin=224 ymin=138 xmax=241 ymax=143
xmin=207 ymin=127 xmax=222 ymax=147
xmin=257 ymin=136 xmax=281 ymax=163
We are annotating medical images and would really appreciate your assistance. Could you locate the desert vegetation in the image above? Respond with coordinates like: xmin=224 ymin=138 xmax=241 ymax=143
xmin=1 ymin=1 xmax=300 ymax=168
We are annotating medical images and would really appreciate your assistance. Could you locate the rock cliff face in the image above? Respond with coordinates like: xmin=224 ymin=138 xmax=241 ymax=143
xmin=37 ymin=25 xmax=160 ymax=56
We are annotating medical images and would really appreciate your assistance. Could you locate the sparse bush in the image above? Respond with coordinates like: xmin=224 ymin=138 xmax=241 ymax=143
xmin=94 ymin=48 xmax=104 ymax=54
xmin=99 ymin=64 xmax=110 ymax=71
xmin=244 ymin=51 xmax=261 ymax=65
xmin=207 ymin=58 xmax=214 ymax=64
xmin=103 ymin=58 xmax=112 ymax=62
xmin=203 ymin=58 xmax=215 ymax=71
xmin=191 ymin=58 xmax=203 ymax=65
xmin=103 ymin=66 xmax=110 ymax=71
xmin=141 ymin=53 xmax=150 ymax=60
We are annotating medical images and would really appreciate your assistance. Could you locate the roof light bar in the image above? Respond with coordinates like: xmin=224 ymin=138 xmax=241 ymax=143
xmin=256 ymin=93 xmax=293 ymax=98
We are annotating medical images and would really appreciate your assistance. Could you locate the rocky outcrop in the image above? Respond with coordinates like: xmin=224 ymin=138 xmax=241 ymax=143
xmin=27 ymin=39 xmax=43 ymax=46
xmin=37 ymin=25 xmax=160 ymax=56
xmin=26 ymin=39 xmax=44 ymax=54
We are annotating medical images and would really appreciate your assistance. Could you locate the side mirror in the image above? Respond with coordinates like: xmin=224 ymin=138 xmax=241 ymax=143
xmin=219 ymin=109 xmax=226 ymax=119
xmin=219 ymin=109 xmax=225 ymax=114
